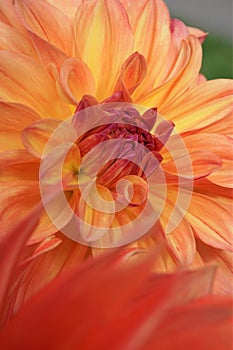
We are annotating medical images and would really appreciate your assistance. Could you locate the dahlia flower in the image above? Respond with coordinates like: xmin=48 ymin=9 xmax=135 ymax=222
xmin=0 ymin=0 xmax=232 ymax=321
xmin=0 ymin=211 xmax=232 ymax=349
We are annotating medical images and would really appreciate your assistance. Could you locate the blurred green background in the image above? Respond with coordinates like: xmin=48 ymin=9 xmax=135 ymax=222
xmin=202 ymin=35 xmax=233 ymax=79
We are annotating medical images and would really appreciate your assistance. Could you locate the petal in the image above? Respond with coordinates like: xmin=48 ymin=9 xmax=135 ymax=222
xmin=183 ymin=133 xmax=233 ymax=187
xmin=0 ymin=150 xmax=39 ymax=181
xmin=22 ymin=119 xmax=62 ymax=157
xmin=114 ymin=52 xmax=147 ymax=96
xmin=0 ymin=51 xmax=69 ymax=119
xmin=0 ymin=101 xmax=40 ymax=151
xmin=162 ymin=79 xmax=233 ymax=133
xmin=73 ymin=185 xmax=115 ymax=243
xmin=197 ymin=239 xmax=233 ymax=294
xmin=0 ymin=181 xmax=40 ymax=237
xmin=187 ymin=193 xmax=233 ymax=251
xmin=208 ymin=159 xmax=233 ymax=188
xmin=14 ymin=0 xmax=75 ymax=56
xmin=163 ymin=150 xmax=222 ymax=180
xmin=60 ymin=58 xmax=96 ymax=104
xmin=11 ymin=236 xmax=87 ymax=314
xmin=46 ymin=0 xmax=83 ymax=19
xmin=0 ymin=200 xmax=43 ymax=325
xmin=159 ymin=216 xmax=196 ymax=267
xmin=126 ymin=0 xmax=171 ymax=98
xmin=139 ymin=36 xmax=202 ymax=109
xmin=74 ymin=0 xmax=134 ymax=99
xmin=0 ymin=22 xmax=37 ymax=58
xmin=188 ymin=26 xmax=207 ymax=43
xmin=153 ymin=296 xmax=233 ymax=350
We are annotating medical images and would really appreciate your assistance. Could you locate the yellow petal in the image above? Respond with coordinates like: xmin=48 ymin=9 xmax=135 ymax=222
xmin=162 ymin=79 xmax=233 ymax=133
xmin=127 ymin=0 xmax=171 ymax=98
xmin=74 ymin=0 xmax=134 ymax=100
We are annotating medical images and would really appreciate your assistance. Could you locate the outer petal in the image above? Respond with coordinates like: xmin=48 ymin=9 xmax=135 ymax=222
xmin=197 ymin=239 xmax=233 ymax=294
xmin=0 ymin=200 xmax=43 ymax=326
xmin=0 ymin=51 xmax=69 ymax=119
xmin=161 ymin=79 xmax=233 ymax=133
xmin=152 ymin=296 xmax=232 ymax=350
xmin=9 ymin=236 xmax=87 ymax=318
xmin=0 ymin=22 xmax=37 ymax=58
xmin=183 ymin=133 xmax=233 ymax=188
xmin=14 ymin=0 xmax=75 ymax=56
xmin=74 ymin=0 xmax=134 ymax=100
xmin=46 ymin=0 xmax=83 ymax=19
xmin=0 ymin=102 xmax=40 ymax=151
xmin=0 ymin=250 xmax=224 ymax=350
xmin=0 ymin=150 xmax=39 ymax=181
xmin=186 ymin=192 xmax=233 ymax=251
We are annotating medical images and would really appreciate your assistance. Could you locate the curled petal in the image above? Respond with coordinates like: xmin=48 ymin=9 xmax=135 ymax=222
xmin=115 ymin=52 xmax=147 ymax=96
xmin=60 ymin=58 xmax=96 ymax=104
xmin=188 ymin=26 xmax=208 ymax=43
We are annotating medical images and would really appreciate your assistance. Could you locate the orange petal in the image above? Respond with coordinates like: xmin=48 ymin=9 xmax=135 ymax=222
xmin=12 ymin=236 xmax=87 ymax=315
xmin=73 ymin=185 xmax=115 ymax=243
xmin=159 ymin=215 xmax=196 ymax=267
xmin=162 ymin=79 xmax=233 ymax=133
xmin=139 ymin=36 xmax=202 ymax=109
xmin=0 ymin=200 xmax=44 ymax=325
xmin=14 ymin=0 xmax=75 ymax=56
xmin=74 ymin=0 xmax=134 ymax=100
xmin=22 ymin=119 xmax=62 ymax=157
xmin=208 ymin=159 xmax=233 ymax=188
xmin=126 ymin=0 xmax=171 ymax=98
xmin=183 ymin=133 xmax=233 ymax=187
xmin=187 ymin=193 xmax=233 ymax=251
xmin=0 ymin=22 xmax=37 ymax=58
xmin=0 ymin=150 xmax=39 ymax=181
xmin=163 ymin=150 xmax=222 ymax=180
xmin=60 ymin=58 xmax=96 ymax=104
xmin=197 ymin=239 xmax=233 ymax=294
xmin=22 ymin=118 xmax=78 ymax=158
xmin=46 ymin=0 xmax=83 ymax=19
xmin=115 ymin=52 xmax=147 ymax=96
xmin=0 ymin=51 xmax=69 ymax=119
xmin=0 ymin=101 xmax=40 ymax=151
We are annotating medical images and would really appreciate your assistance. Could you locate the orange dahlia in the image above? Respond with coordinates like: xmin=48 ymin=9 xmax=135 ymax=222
xmin=0 ymin=0 xmax=232 ymax=320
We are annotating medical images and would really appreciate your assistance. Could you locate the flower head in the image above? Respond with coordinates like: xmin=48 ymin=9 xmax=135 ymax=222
xmin=0 ymin=0 xmax=232 ymax=316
